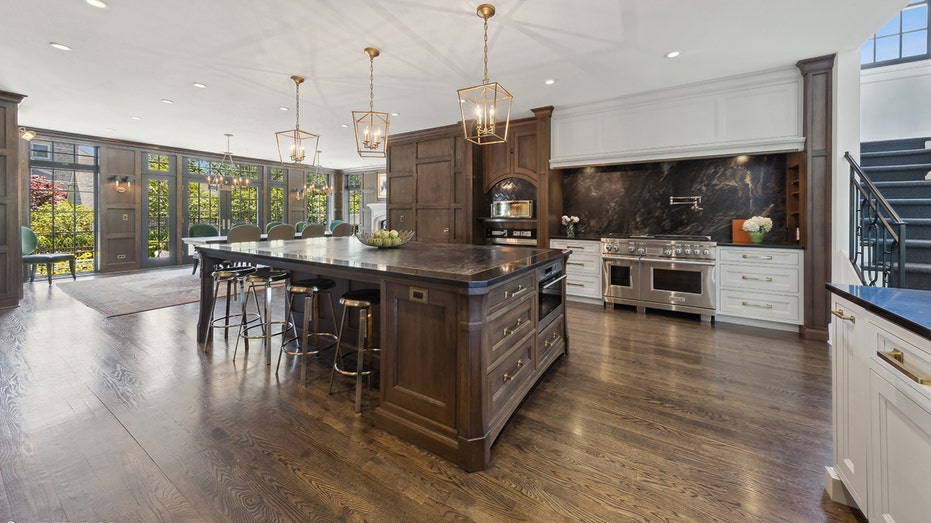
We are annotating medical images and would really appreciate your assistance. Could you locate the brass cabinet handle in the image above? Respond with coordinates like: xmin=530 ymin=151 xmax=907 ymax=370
xmin=831 ymin=308 xmax=856 ymax=323
xmin=503 ymin=317 xmax=525 ymax=337
xmin=741 ymin=275 xmax=773 ymax=282
xmin=504 ymin=285 xmax=528 ymax=299
xmin=443 ymin=226 xmax=449 ymax=234
xmin=877 ymin=349 xmax=931 ymax=385
xmin=741 ymin=301 xmax=773 ymax=309
xmin=565 ymin=245 xmax=588 ymax=250
xmin=566 ymin=282 xmax=584 ymax=287
xmin=544 ymin=332 xmax=561 ymax=348
xmin=742 ymin=254 xmax=774 ymax=260
xmin=503 ymin=359 xmax=525 ymax=382
xmin=567 ymin=262 xmax=585 ymax=266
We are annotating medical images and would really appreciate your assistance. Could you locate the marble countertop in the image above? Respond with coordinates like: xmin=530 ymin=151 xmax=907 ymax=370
xmin=197 ymin=237 xmax=569 ymax=288
xmin=827 ymin=283 xmax=931 ymax=340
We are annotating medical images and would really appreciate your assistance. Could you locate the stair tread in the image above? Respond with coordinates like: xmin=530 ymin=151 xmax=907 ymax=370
xmin=884 ymin=198 xmax=931 ymax=204
xmin=872 ymin=180 xmax=931 ymax=186
xmin=861 ymin=149 xmax=931 ymax=158
xmin=862 ymin=164 xmax=931 ymax=171
xmin=904 ymin=262 xmax=931 ymax=272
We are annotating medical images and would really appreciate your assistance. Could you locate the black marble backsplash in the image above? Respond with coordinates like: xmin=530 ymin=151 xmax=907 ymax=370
xmin=560 ymin=154 xmax=787 ymax=244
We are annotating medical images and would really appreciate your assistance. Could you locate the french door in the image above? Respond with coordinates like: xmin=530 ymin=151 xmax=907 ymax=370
xmin=142 ymin=174 xmax=177 ymax=268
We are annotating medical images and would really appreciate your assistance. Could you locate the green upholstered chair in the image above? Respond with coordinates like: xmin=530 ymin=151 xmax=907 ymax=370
xmin=265 ymin=221 xmax=283 ymax=233
xmin=331 ymin=222 xmax=353 ymax=237
xmin=328 ymin=219 xmax=346 ymax=232
xmin=267 ymin=223 xmax=296 ymax=241
xmin=295 ymin=221 xmax=309 ymax=233
xmin=301 ymin=224 xmax=327 ymax=238
xmin=188 ymin=223 xmax=220 ymax=274
xmin=21 ymin=226 xmax=76 ymax=285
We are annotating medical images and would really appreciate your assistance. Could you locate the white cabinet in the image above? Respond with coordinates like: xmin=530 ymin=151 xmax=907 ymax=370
xmin=831 ymin=296 xmax=870 ymax=514
xmin=869 ymin=320 xmax=931 ymax=523
xmin=550 ymin=239 xmax=601 ymax=302
xmin=716 ymin=246 xmax=804 ymax=329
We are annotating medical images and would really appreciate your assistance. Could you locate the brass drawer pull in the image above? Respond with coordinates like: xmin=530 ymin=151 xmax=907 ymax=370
xmin=504 ymin=285 xmax=528 ymax=299
xmin=503 ymin=317 xmax=525 ymax=337
xmin=565 ymin=245 xmax=588 ymax=250
xmin=503 ymin=359 xmax=525 ymax=382
xmin=831 ymin=308 xmax=856 ymax=323
xmin=742 ymin=254 xmax=774 ymax=260
xmin=544 ymin=333 xmax=561 ymax=348
xmin=741 ymin=275 xmax=773 ymax=282
xmin=741 ymin=301 xmax=773 ymax=309
xmin=566 ymin=282 xmax=584 ymax=287
xmin=567 ymin=262 xmax=585 ymax=266
xmin=877 ymin=349 xmax=931 ymax=385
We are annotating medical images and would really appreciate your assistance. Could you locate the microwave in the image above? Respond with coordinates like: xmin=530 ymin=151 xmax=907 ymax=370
xmin=490 ymin=200 xmax=534 ymax=218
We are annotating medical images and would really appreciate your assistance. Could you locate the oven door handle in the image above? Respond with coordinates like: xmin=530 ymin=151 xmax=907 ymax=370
xmin=641 ymin=259 xmax=715 ymax=267
xmin=541 ymin=273 xmax=567 ymax=289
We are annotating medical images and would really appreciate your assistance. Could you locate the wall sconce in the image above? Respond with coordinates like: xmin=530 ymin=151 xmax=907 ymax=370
xmin=111 ymin=175 xmax=133 ymax=193
xmin=293 ymin=185 xmax=308 ymax=200
xmin=19 ymin=127 xmax=36 ymax=141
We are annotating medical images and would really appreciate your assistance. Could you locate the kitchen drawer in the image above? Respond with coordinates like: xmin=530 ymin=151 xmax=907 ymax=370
xmin=537 ymin=315 xmax=566 ymax=368
xmin=565 ymin=273 xmax=601 ymax=299
xmin=486 ymin=273 xmax=534 ymax=316
xmin=487 ymin=335 xmax=535 ymax=424
xmin=550 ymin=238 xmax=601 ymax=256
xmin=872 ymin=321 xmax=931 ymax=404
xmin=564 ymin=253 xmax=601 ymax=277
xmin=719 ymin=264 xmax=799 ymax=294
xmin=486 ymin=297 xmax=535 ymax=367
xmin=718 ymin=247 xmax=801 ymax=267
xmin=718 ymin=289 xmax=801 ymax=324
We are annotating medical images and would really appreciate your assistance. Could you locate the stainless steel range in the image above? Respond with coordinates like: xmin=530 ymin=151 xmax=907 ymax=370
xmin=602 ymin=235 xmax=717 ymax=322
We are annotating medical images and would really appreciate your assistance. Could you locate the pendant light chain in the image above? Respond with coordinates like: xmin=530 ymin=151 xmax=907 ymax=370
xmin=482 ymin=15 xmax=490 ymax=85
xmin=294 ymin=78 xmax=301 ymax=131
xmin=369 ymin=54 xmax=375 ymax=112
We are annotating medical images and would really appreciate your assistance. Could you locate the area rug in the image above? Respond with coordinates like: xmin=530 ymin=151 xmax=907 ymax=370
xmin=57 ymin=267 xmax=216 ymax=317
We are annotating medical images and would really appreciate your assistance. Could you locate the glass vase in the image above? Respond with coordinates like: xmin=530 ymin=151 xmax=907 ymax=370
xmin=748 ymin=230 xmax=764 ymax=244
xmin=565 ymin=223 xmax=576 ymax=238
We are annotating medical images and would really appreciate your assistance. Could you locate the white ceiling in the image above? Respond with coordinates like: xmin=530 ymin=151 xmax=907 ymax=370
xmin=1 ymin=0 xmax=908 ymax=170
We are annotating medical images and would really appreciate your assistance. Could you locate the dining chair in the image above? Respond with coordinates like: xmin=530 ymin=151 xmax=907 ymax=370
xmin=265 ymin=221 xmax=283 ymax=233
xmin=267 ymin=223 xmax=296 ymax=241
xmin=227 ymin=224 xmax=262 ymax=243
xmin=20 ymin=226 xmax=77 ymax=285
xmin=295 ymin=221 xmax=309 ymax=233
xmin=331 ymin=223 xmax=353 ymax=237
xmin=329 ymin=219 xmax=346 ymax=232
xmin=301 ymin=224 xmax=327 ymax=238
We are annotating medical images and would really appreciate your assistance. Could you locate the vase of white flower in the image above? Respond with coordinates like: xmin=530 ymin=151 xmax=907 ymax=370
xmin=742 ymin=216 xmax=773 ymax=244
xmin=561 ymin=215 xmax=579 ymax=237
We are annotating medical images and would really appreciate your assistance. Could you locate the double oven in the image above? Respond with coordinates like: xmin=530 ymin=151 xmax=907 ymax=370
xmin=602 ymin=235 xmax=716 ymax=322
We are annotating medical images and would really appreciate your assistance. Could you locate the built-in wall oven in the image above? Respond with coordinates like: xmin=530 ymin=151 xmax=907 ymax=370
xmin=602 ymin=235 xmax=716 ymax=322
xmin=538 ymin=262 xmax=566 ymax=331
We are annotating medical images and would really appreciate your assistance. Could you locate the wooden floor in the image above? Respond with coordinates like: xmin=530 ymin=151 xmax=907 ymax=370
xmin=1 ymin=277 xmax=866 ymax=522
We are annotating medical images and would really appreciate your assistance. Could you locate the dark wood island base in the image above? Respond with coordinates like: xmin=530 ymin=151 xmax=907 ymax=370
xmin=194 ymin=237 xmax=569 ymax=471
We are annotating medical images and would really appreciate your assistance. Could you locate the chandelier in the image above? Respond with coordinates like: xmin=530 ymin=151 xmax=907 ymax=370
xmin=207 ymin=133 xmax=249 ymax=188
xmin=457 ymin=3 xmax=512 ymax=145
xmin=352 ymin=47 xmax=390 ymax=158
xmin=276 ymin=75 xmax=319 ymax=167
xmin=295 ymin=151 xmax=333 ymax=200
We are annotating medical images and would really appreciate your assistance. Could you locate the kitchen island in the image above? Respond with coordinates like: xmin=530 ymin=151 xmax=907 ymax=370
xmin=194 ymin=237 xmax=570 ymax=471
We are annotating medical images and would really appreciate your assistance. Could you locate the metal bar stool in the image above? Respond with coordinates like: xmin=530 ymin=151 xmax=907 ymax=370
xmin=205 ymin=265 xmax=258 ymax=352
xmin=235 ymin=267 xmax=290 ymax=363
xmin=329 ymin=288 xmax=381 ymax=413
xmin=278 ymin=278 xmax=338 ymax=385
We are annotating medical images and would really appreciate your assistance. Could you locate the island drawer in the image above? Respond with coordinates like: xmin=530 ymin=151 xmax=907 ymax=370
xmin=487 ymin=336 xmax=535 ymax=424
xmin=486 ymin=273 xmax=535 ymax=316
xmin=872 ymin=320 xmax=931 ymax=403
xmin=486 ymin=297 xmax=535 ymax=367
xmin=537 ymin=315 xmax=566 ymax=368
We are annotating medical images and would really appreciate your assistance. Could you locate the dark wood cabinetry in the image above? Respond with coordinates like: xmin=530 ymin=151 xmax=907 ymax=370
xmin=786 ymin=151 xmax=805 ymax=245
xmin=0 ymin=90 xmax=26 ymax=308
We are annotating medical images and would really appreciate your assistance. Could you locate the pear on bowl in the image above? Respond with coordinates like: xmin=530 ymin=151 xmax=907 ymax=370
xmin=355 ymin=229 xmax=415 ymax=248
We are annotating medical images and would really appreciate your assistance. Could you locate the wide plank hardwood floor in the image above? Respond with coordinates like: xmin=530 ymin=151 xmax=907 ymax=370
xmin=1 ymin=277 xmax=865 ymax=522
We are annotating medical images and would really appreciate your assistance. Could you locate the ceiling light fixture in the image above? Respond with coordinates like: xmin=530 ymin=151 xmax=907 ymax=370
xmin=18 ymin=127 xmax=36 ymax=141
xmin=129 ymin=115 xmax=141 ymax=120
xmin=207 ymin=133 xmax=249 ymax=189
xmin=49 ymin=42 xmax=72 ymax=51
xmin=352 ymin=47 xmax=390 ymax=158
xmin=192 ymin=82 xmax=207 ymax=89
xmin=665 ymin=50 xmax=681 ymax=58
xmin=544 ymin=79 xmax=556 ymax=85
xmin=85 ymin=0 xmax=108 ymax=8
xmin=276 ymin=75 xmax=319 ymax=167
xmin=161 ymin=98 xmax=174 ymax=104
xmin=457 ymin=3 xmax=512 ymax=145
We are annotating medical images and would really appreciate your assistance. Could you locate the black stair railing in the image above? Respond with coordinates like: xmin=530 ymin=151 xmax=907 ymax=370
xmin=844 ymin=152 xmax=907 ymax=287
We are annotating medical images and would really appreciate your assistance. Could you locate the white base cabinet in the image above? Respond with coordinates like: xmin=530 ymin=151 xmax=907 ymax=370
xmin=550 ymin=239 xmax=601 ymax=302
xmin=716 ymin=246 xmax=804 ymax=329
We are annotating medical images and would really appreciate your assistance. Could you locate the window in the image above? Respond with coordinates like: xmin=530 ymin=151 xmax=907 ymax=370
xmin=304 ymin=170 xmax=330 ymax=224
xmin=346 ymin=173 xmax=363 ymax=230
xmin=146 ymin=153 xmax=171 ymax=172
xmin=27 ymin=140 xmax=98 ymax=275
xmin=187 ymin=181 xmax=220 ymax=231
xmin=862 ymin=1 xmax=929 ymax=67
xmin=268 ymin=167 xmax=286 ymax=224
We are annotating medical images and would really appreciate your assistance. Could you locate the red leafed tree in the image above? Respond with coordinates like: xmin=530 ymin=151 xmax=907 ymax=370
xmin=30 ymin=174 xmax=67 ymax=211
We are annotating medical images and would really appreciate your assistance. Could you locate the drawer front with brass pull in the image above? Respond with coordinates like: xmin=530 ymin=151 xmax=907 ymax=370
xmin=486 ymin=273 xmax=534 ymax=316
xmin=488 ymin=336 xmax=535 ymax=421
xmin=718 ymin=289 xmax=800 ymax=323
xmin=874 ymin=325 xmax=931 ymax=396
xmin=719 ymin=265 xmax=799 ymax=293
xmin=486 ymin=297 xmax=534 ymax=366
xmin=537 ymin=316 xmax=566 ymax=368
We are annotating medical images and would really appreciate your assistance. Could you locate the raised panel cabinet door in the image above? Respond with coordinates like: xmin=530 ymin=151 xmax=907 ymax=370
xmin=387 ymin=208 xmax=412 ymax=230
xmin=387 ymin=141 xmax=415 ymax=174
xmin=870 ymin=369 xmax=931 ymax=523
xmin=831 ymin=296 xmax=869 ymax=513
xmin=388 ymin=174 xmax=414 ymax=205
xmin=512 ymin=128 xmax=539 ymax=178
xmin=415 ymin=160 xmax=453 ymax=206
xmin=415 ymin=209 xmax=452 ymax=243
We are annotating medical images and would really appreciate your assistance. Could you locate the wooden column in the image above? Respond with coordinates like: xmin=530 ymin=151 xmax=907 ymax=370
xmin=0 ymin=90 xmax=26 ymax=309
xmin=796 ymin=54 xmax=835 ymax=341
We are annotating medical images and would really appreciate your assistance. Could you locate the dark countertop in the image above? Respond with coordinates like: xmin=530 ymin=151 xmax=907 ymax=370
xmin=718 ymin=243 xmax=804 ymax=250
xmin=827 ymin=283 xmax=931 ymax=340
xmin=197 ymin=237 xmax=570 ymax=288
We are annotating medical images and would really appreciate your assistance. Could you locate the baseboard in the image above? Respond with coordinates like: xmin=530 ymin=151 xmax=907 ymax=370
xmin=824 ymin=466 xmax=860 ymax=511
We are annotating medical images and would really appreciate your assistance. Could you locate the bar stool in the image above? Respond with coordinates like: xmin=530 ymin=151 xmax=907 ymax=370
xmin=204 ymin=265 xmax=258 ymax=352
xmin=235 ymin=267 xmax=291 ymax=363
xmin=329 ymin=288 xmax=381 ymax=413
xmin=278 ymin=277 xmax=339 ymax=385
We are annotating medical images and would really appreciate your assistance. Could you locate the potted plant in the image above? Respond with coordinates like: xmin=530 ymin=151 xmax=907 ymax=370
xmin=742 ymin=216 xmax=773 ymax=244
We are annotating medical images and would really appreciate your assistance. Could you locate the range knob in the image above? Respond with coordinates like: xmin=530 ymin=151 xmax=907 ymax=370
xmin=663 ymin=248 xmax=674 ymax=257
xmin=684 ymin=247 xmax=692 ymax=255
xmin=636 ymin=247 xmax=646 ymax=256
xmin=703 ymin=248 xmax=711 ymax=256
xmin=628 ymin=245 xmax=636 ymax=253
xmin=675 ymin=246 xmax=682 ymax=254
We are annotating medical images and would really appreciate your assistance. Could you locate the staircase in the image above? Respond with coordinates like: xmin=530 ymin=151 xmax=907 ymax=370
xmin=860 ymin=137 xmax=931 ymax=290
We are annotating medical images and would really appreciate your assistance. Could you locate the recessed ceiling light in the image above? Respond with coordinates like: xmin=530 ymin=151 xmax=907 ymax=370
xmin=279 ymin=106 xmax=289 ymax=111
xmin=391 ymin=112 xmax=400 ymax=117
xmin=105 ymin=128 xmax=116 ymax=132
xmin=161 ymin=99 xmax=174 ymax=104
xmin=340 ymin=124 xmax=349 ymax=128
xmin=665 ymin=50 xmax=681 ymax=58
xmin=130 ymin=115 xmax=141 ymax=120
xmin=544 ymin=79 xmax=556 ymax=85
xmin=49 ymin=42 xmax=72 ymax=51
xmin=192 ymin=82 xmax=207 ymax=89
xmin=85 ymin=0 xmax=108 ymax=8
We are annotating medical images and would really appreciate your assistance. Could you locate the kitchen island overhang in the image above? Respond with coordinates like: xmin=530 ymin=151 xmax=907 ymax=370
xmin=194 ymin=237 xmax=570 ymax=471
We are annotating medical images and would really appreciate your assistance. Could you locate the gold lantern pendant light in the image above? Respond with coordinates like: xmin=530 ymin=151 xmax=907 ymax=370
xmin=457 ymin=3 xmax=512 ymax=145
xmin=353 ymin=47 xmax=390 ymax=158
xmin=276 ymin=75 xmax=320 ymax=167
xmin=208 ymin=133 xmax=247 ymax=188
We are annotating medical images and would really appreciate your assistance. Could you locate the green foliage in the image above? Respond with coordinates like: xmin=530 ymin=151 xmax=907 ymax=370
xmin=29 ymin=200 xmax=95 ymax=275
xmin=29 ymin=174 xmax=67 ymax=211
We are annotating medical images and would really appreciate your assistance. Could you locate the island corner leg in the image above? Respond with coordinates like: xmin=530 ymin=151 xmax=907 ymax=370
xmin=196 ymin=251 xmax=217 ymax=344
